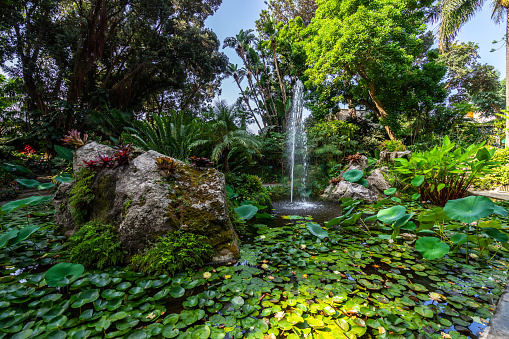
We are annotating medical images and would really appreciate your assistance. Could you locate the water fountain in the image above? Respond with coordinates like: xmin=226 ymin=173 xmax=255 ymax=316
xmin=286 ymin=80 xmax=308 ymax=202
xmin=271 ymin=80 xmax=340 ymax=220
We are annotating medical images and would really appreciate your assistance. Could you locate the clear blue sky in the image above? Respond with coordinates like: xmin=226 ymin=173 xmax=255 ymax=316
xmin=206 ymin=1 xmax=506 ymax=106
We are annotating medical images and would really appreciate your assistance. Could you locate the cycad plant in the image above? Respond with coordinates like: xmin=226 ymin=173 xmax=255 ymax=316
xmin=125 ymin=111 xmax=201 ymax=160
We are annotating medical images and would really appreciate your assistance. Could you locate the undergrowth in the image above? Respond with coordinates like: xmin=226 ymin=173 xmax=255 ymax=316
xmin=68 ymin=220 xmax=125 ymax=269
xmin=130 ymin=231 xmax=213 ymax=276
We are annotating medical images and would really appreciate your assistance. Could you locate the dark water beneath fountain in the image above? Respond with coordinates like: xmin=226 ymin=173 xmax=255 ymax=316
xmin=269 ymin=197 xmax=341 ymax=225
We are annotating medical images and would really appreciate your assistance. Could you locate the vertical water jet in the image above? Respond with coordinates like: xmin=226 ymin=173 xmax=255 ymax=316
xmin=286 ymin=80 xmax=308 ymax=202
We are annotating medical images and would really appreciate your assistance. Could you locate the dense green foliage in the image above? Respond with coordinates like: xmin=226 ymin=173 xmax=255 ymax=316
xmin=395 ymin=136 xmax=496 ymax=206
xmin=68 ymin=169 xmax=96 ymax=226
xmin=226 ymin=173 xmax=272 ymax=208
xmin=478 ymin=148 xmax=509 ymax=188
xmin=125 ymin=111 xmax=201 ymax=159
xmin=307 ymin=120 xmax=359 ymax=168
xmin=68 ymin=221 xmax=125 ymax=269
xmin=130 ymin=232 xmax=214 ymax=276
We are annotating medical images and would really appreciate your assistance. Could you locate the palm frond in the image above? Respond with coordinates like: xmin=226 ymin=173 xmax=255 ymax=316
xmin=437 ymin=0 xmax=487 ymax=50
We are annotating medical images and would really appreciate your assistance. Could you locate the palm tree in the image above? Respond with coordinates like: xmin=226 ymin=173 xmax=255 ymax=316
xmin=193 ymin=102 xmax=261 ymax=172
xmin=436 ymin=0 xmax=508 ymax=147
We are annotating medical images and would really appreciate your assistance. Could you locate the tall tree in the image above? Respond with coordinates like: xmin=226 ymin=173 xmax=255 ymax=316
xmin=436 ymin=0 xmax=509 ymax=147
xmin=304 ymin=0 xmax=432 ymax=140
xmin=257 ymin=0 xmax=317 ymax=29
xmin=0 ymin=0 xmax=227 ymax=132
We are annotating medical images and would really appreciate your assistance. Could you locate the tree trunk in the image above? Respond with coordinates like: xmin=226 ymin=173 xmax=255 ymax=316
xmin=505 ymin=8 xmax=509 ymax=148
xmin=347 ymin=98 xmax=357 ymax=119
xmin=366 ymin=83 xmax=396 ymax=140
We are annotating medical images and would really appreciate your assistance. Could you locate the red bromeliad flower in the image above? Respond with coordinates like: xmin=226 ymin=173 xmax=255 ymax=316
xmin=98 ymin=154 xmax=116 ymax=168
xmin=83 ymin=159 xmax=101 ymax=169
xmin=114 ymin=143 xmax=133 ymax=167
xmin=21 ymin=145 xmax=36 ymax=155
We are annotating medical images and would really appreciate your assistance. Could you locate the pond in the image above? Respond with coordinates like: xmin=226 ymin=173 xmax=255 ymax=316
xmin=0 ymin=199 xmax=507 ymax=339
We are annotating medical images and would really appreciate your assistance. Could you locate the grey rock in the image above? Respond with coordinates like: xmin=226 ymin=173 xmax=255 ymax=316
xmin=322 ymin=180 xmax=378 ymax=203
xmin=54 ymin=143 xmax=240 ymax=264
xmin=378 ymin=150 xmax=412 ymax=164
xmin=367 ymin=169 xmax=391 ymax=195
xmin=343 ymin=155 xmax=369 ymax=172
xmin=73 ymin=142 xmax=114 ymax=173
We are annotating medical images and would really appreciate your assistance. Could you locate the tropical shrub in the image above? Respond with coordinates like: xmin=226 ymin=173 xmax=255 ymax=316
xmin=307 ymin=120 xmax=359 ymax=171
xmin=394 ymin=136 xmax=497 ymax=206
xmin=68 ymin=221 xmax=125 ymax=269
xmin=478 ymin=147 xmax=509 ymax=188
xmin=125 ymin=111 xmax=201 ymax=160
xmin=378 ymin=139 xmax=406 ymax=152
xmin=130 ymin=232 xmax=213 ymax=276
xmin=226 ymin=173 xmax=272 ymax=208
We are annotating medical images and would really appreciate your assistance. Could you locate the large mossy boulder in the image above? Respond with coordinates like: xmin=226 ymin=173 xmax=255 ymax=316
xmin=54 ymin=142 xmax=240 ymax=263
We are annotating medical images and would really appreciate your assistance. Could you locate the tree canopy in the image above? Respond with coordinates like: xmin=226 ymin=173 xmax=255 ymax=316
xmin=304 ymin=0 xmax=434 ymax=140
xmin=0 ymin=0 xmax=228 ymax=132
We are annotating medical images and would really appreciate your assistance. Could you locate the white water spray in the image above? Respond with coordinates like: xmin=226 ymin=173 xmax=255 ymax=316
xmin=286 ymin=80 xmax=308 ymax=202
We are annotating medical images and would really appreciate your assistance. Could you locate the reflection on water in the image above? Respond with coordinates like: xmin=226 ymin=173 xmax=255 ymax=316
xmin=271 ymin=197 xmax=341 ymax=225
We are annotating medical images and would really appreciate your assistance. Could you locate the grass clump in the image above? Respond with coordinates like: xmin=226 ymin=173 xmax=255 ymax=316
xmin=130 ymin=231 xmax=213 ymax=276
xmin=68 ymin=221 xmax=125 ymax=269
xmin=68 ymin=169 xmax=96 ymax=225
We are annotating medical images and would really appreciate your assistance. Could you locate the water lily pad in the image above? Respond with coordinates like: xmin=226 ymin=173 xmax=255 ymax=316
xmin=444 ymin=196 xmax=494 ymax=223
xmin=191 ymin=325 xmax=210 ymax=339
xmin=377 ymin=206 xmax=406 ymax=224
xmin=306 ymin=222 xmax=329 ymax=240
xmin=45 ymin=263 xmax=84 ymax=287
xmin=343 ymin=169 xmax=363 ymax=183
xmin=415 ymin=237 xmax=450 ymax=260
xmin=384 ymin=188 xmax=397 ymax=195
xmin=169 ymin=286 xmax=185 ymax=298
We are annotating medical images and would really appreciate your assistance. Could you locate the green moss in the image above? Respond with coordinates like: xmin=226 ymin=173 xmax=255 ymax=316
xmin=68 ymin=169 xmax=96 ymax=226
xmin=91 ymin=173 xmax=117 ymax=223
xmin=122 ymin=199 xmax=133 ymax=217
xmin=68 ymin=221 xmax=125 ymax=269
xmin=130 ymin=231 xmax=213 ymax=276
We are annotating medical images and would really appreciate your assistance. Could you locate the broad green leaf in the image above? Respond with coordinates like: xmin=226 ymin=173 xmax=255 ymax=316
xmin=234 ymin=205 xmax=258 ymax=221
xmin=45 ymin=263 xmax=85 ymax=287
xmin=450 ymin=234 xmax=467 ymax=245
xmin=15 ymin=179 xmax=41 ymax=188
xmin=0 ymin=230 xmax=19 ymax=249
xmin=415 ymin=237 xmax=450 ymax=260
xmin=485 ymin=228 xmax=509 ymax=243
xmin=493 ymin=204 xmax=508 ymax=217
xmin=384 ymin=188 xmax=396 ymax=195
xmin=343 ymin=169 xmax=363 ymax=183
xmin=444 ymin=196 xmax=495 ymax=223
xmin=38 ymin=183 xmax=55 ymax=190
xmin=411 ymin=175 xmax=424 ymax=187
xmin=306 ymin=222 xmax=329 ymax=240
xmin=377 ymin=206 xmax=406 ymax=224
xmin=54 ymin=145 xmax=74 ymax=162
